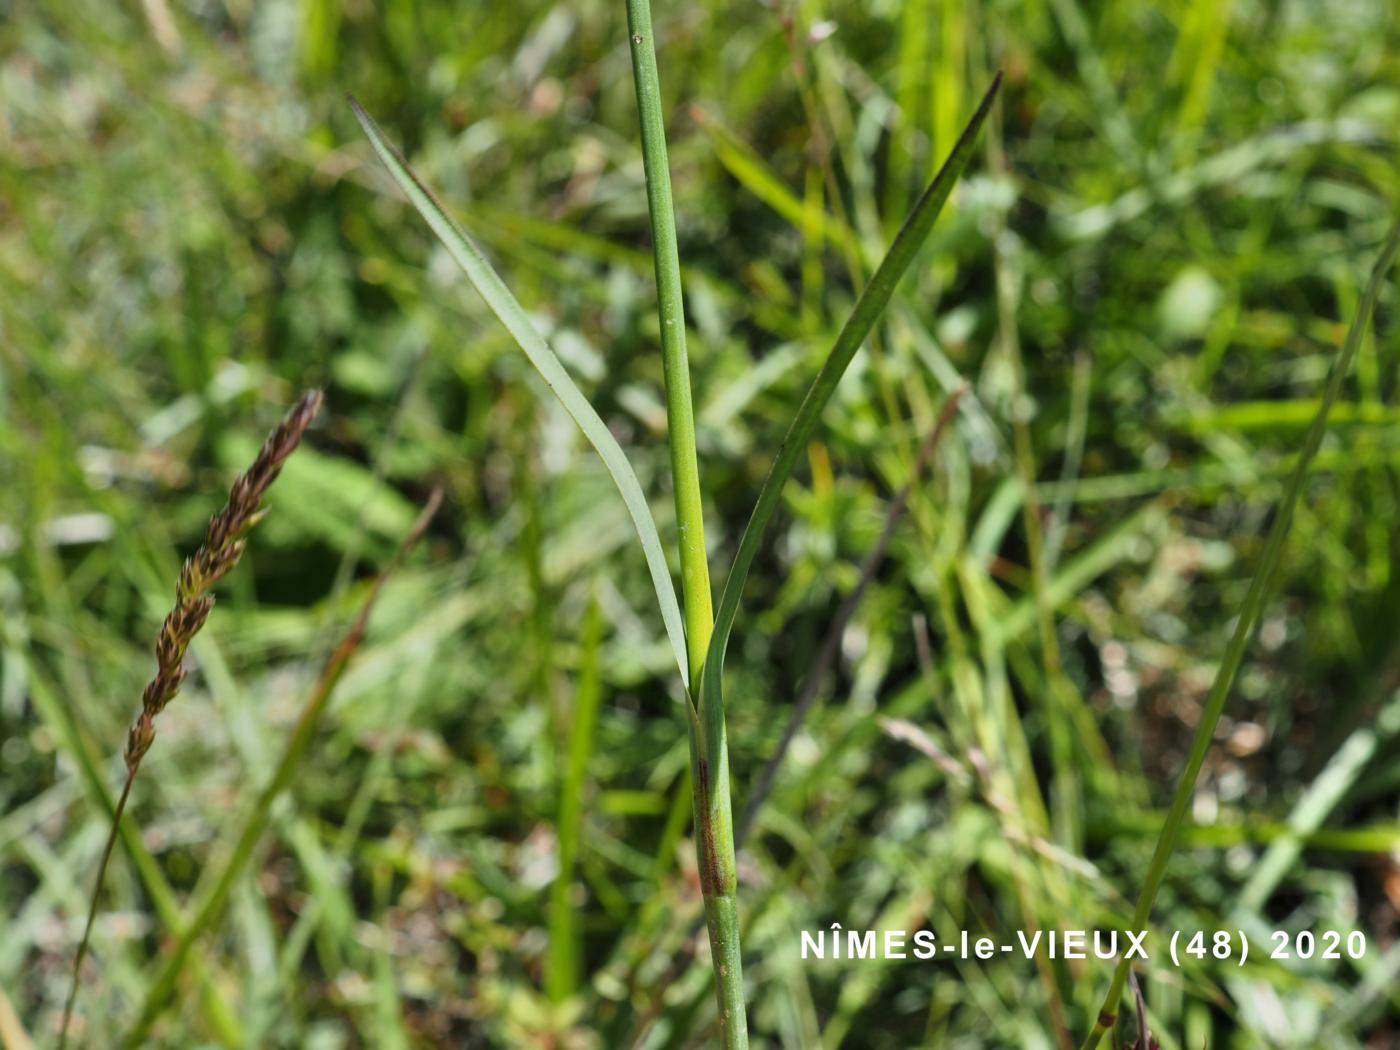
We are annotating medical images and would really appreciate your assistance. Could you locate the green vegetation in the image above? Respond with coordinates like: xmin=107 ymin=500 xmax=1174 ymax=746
xmin=3 ymin=0 xmax=1400 ymax=1047
xmin=59 ymin=390 xmax=322 ymax=1048
xmin=352 ymin=17 xmax=996 ymax=1039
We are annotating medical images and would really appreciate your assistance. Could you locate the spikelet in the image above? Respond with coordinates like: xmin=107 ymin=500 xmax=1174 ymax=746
xmin=123 ymin=390 xmax=322 ymax=771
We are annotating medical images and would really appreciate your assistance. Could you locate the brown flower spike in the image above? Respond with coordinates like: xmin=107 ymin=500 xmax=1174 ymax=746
xmin=60 ymin=389 xmax=322 ymax=1049
xmin=123 ymin=389 xmax=322 ymax=771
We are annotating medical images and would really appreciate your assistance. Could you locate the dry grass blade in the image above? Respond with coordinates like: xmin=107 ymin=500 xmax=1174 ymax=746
xmin=57 ymin=390 xmax=323 ymax=1050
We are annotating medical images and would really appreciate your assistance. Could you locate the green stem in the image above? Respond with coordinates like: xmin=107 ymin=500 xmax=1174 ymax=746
xmin=624 ymin=0 xmax=713 ymax=672
xmin=58 ymin=771 xmax=135 ymax=1050
xmin=623 ymin=3 xmax=745 ymax=1044
xmin=1079 ymin=216 xmax=1400 ymax=1049
xmin=28 ymin=664 xmax=239 ymax=1047
xmin=686 ymin=713 xmax=746 ymax=1048
xmin=701 ymin=892 xmax=746 ymax=1046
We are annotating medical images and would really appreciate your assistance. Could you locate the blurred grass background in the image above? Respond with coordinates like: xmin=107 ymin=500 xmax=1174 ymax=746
xmin=3 ymin=0 xmax=1400 ymax=1046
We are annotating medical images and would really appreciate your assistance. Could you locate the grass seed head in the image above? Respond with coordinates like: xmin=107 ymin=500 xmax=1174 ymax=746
xmin=123 ymin=389 xmax=322 ymax=773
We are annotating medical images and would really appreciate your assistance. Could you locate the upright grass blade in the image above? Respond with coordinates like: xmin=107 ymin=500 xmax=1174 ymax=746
xmin=547 ymin=594 xmax=604 ymax=1002
xmin=348 ymin=98 xmax=691 ymax=689
xmin=121 ymin=490 xmax=442 ymax=1047
xmin=697 ymin=72 xmax=1002 ymax=770
xmin=685 ymin=73 xmax=999 ymax=1048
xmin=623 ymin=0 xmax=713 ymax=679
xmin=1078 ymin=214 xmax=1400 ymax=1049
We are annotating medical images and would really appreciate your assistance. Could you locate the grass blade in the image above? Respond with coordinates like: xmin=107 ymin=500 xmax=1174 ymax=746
xmin=682 ymin=75 xmax=998 ymax=1049
xmin=1079 ymin=214 xmax=1400 ymax=1048
xmin=697 ymin=73 xmax=1001 ymax=752
xmin=348 ymin=97 xmax=691 ymax=688
xmin=547 ymin=594 xmax=605 ymax=1002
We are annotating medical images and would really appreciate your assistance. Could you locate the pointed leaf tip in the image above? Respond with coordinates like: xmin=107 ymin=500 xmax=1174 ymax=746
xmin=697 ymin=72 xmax=1001 ymax=759
xmin=348 ymin=98 xmax=692 ymax=687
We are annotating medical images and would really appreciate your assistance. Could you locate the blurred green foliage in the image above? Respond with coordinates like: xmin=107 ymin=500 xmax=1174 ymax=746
xmin=2 ymin=0 xmax=1400 ymax=1046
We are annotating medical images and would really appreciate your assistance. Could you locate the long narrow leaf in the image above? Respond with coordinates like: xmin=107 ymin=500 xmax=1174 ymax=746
xmin=697 ymin=74 xmax=1002 ymax=750
xmin=1080 ymin=215 xmax=1400 ymax=1049
xmin=349 ymin=97 xmax=690 ymax=686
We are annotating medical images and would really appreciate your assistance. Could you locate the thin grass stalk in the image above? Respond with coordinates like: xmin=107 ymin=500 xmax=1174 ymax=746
xmin=623 ymin=0 xmax=713 ymax=675
xmin=627 ymin=390 xmax=965 ymax=1047
xmin=58 ymin=390 xmax=322 ymax=1050
xmin=627 ymin=370 xmax=979 ymax=1048
xmin=1079 ymin=215 xmax=1400 ymax=1048
xmin=620 ymin=2 xmax=746 ymax=1041
xmin=121 ymin=489 xmax=442 ymax=1046
xmin=24 ymin=658 xmax=241 ymax=1044
xmin=58 ymin=767 xmax=136 ymax=1050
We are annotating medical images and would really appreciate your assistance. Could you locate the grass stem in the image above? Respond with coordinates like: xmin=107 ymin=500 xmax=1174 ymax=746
xmin=622 ymin=2 xmax=747 ymax=1041
xmin=56 ymin=771 xmax=134 ymax=1048
xmin=623 ymin=0 xmax=714 ymax=675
